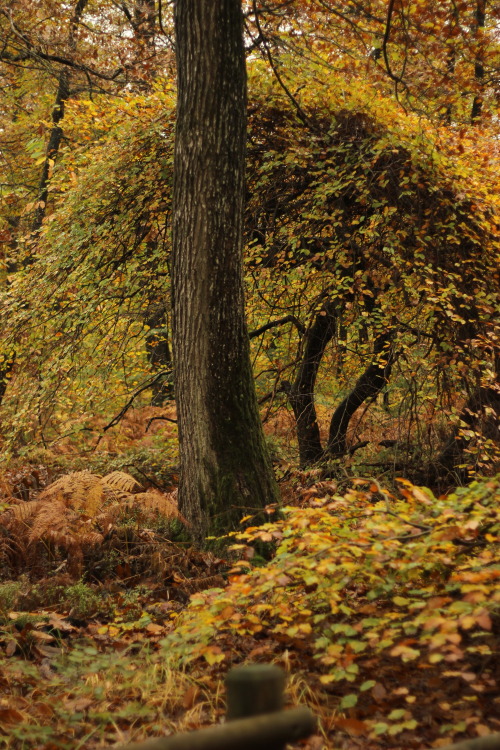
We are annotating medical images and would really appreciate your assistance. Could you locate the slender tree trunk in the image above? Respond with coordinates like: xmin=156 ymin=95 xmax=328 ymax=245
xmin=134 ymin=0 xmax=156 ymax=48
xmin=470 ymin=0 xmax=486 ymax=123
xmin=0 ymin=0 xmax=87 ymax=410
xmin=145 ymin=303 xmax=173 ymax=405
xmin=327 ymin=331 xmax=394 ymax=455
xmin=285 ymin=302 xmax=336 ymax=466
xmin=171 ymin=0 xmax=278 ymax=541
xmin=432 ymin=385 xmax=500 ymax=487
xmin=32 ymin=0 xmax=88 ymax=233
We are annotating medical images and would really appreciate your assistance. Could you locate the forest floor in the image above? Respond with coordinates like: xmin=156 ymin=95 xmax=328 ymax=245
xmin=0 ymin=408 xmax=499 ymax=750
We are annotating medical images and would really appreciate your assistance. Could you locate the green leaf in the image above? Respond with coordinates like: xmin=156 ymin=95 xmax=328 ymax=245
xmin=360 ymin=680 xmax=376 ymax=691
xmin=340 ymin=694 xmax=358 ymax=709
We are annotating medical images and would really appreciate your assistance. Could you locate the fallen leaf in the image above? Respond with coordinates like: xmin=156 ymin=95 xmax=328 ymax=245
xmin=182 ymin=686 xmax=199 ymax=709
xmin=372 ymin=683 xmax=387 ymax=702
xmin=0 ymin=708 xmax=25 ymax=726
xmin=334 ymin=718 xmax=367 ymax=736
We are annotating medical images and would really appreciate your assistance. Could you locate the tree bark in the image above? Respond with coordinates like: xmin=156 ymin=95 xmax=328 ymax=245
xmin=32 ymin=0 xmax=88 ymax=233
xmin=470 ymin=0 xmax=486 ymax=123
xmin=432 ymin=385 xmax=500 ymax=487
xmin=145 ymin=303 xmax=173 ymax=405
xmin=171 ymin=0 xmax=278 ymax=541
xmin=285 ymin=302 xmax=336 ymax=466
xmin=327 ymin=331 xmax=394 ymax=456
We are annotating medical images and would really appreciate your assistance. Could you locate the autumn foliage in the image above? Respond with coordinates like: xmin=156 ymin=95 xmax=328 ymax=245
xmin=0 ymin=0 xmax=499 ymax=748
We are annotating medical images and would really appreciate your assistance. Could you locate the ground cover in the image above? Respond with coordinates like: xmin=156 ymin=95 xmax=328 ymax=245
xmin=0 ymin=458 xmax=499 ymax=749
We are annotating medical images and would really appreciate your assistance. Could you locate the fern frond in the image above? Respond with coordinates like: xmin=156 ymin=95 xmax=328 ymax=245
xmin=103 ymin=471 xmax=141 ymax=493
xmin=29 ymin=501 xmax=71 ymax=543
xmin=39 ymin=471 xmax=105 ymax=517
xmin=132 ymin=490 xmax=184 ymax=522
xmin=3 ymin=500 xmax=41 ymax=524
xmin=43 ymin=529 xmax=82 ymax=550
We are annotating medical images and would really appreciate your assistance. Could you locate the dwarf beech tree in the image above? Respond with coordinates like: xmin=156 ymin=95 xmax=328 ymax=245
xmin=171 ymin=0 xmax=278 ymax=539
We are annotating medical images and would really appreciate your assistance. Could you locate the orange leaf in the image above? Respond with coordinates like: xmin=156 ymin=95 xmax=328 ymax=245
xmin=334 ymin=718 xmax=367 ymax=736
xmin=0 ymin=708 xmax=25 ymax=726
xmin=475 ymin=611 xmax=492 ymax=630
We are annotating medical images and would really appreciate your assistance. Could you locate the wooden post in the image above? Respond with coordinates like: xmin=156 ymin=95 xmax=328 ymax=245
xmin=441 ymin=735 xmax=500 ymax=750
xmin=123 ymin=664 xmax=316 ymax=750
xmin=225 ymin=664 xmax=285 ymax=721
xmin=123 ymin=707 xmax=316 ymax=750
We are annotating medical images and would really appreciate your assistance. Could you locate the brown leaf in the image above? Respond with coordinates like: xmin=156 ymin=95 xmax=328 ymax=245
xmin=0 ymin=708 xmax=25 ymax=726
xmin=31 ymin=630 xmax=56 ymax=642
xmin=145 ymin=623 xmax=165 ymax=635
xmin=32 ymin=702 xmax=55 ymax=719
xmin=248 ymin=644 xmax=272 ymax=659
xmin=372 ymin=683 xmax=387 ymax=702
xmin=475 ymin=725 xmax=492 ymax=737
xmin=47 ymin=614 xmax=76 ymax=632
xmin=303 ymin=735 xmax=324 ymax=750
xmin=35 ymin=644 xmax=63 ymax=659
xmin=334 ymin=718 xmax=367 ymax=736
xmin=182 ymin=686 xmax=199 ymax=709
xmin=475 ymin=611 xmax=492 ymax=630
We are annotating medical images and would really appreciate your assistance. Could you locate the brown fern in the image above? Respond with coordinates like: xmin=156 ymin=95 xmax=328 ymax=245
xmin=131 ymin=490 xmax=184 ymax=522
xmin=39 ymin=471 xmax=105 ymax=516
xmin=0 ymin=469 xmax=185 ymax=580
xmin=103 ymin=471 xmax=140 ymax=493
xmin=2 ymin=500 xmax=41 ymax=524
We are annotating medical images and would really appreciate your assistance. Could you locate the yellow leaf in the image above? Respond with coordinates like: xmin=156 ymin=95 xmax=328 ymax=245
xmin=203 ymin=647 xmax=225 ymax=666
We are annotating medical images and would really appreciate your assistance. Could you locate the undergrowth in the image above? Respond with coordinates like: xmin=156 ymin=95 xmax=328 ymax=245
xmin=1 ymin=469 xmax=499 ymax=748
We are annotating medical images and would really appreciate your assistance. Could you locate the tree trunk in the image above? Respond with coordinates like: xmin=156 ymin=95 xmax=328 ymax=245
xmin=285 ymin=302 xmax=336 ymax=466
xmin=171 ymin=0 xmax=278 ymax=541
xmin=470 ymin=0 xmax=486 ymax=123
xmin=32 ymin=0 xmax=88 ymax=233
xmin=145 ymin=303 xmax=173 ymax=405
xmin=327 ymin=331 xmax=394 ymax=456
xmin=432 ymin=385 xmax=500 ymax=488
xmin=0 ymin=0 xmax=87 ymax=410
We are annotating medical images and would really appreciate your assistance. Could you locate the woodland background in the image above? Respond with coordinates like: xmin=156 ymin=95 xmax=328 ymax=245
xmin=0 ymin=1 xmax=499 ymax=748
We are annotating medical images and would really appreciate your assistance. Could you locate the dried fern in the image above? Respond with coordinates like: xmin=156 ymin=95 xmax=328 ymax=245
xmin=131 ymin=490 xmax=184 ymax=522
xmin=103 ymin=471 xmax=140 ymax=493
xmin=0 ymin=468 xmax=185 ymax=580
xmin=39 ymin=471 xmax=104 ymax=516
xmin=2 ymin=500 xmax=41 ymax=524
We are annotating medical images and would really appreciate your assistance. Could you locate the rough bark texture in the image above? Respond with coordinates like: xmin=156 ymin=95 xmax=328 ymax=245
xmin=171 ymin=0 xmax=278 ymax=541
xmin=286 ymin=302 xmax=336 ymax=466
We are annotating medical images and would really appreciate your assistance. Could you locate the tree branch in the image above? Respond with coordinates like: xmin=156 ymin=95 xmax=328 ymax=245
xmin=249 ymin=315 xmax=305 ymax=340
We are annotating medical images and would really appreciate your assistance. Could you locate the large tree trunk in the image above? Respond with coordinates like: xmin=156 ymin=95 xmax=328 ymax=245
xmin=171 ymin=0 xmax=278 ymax=541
